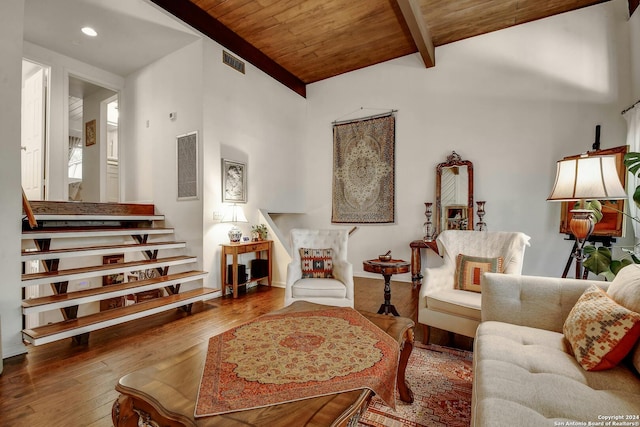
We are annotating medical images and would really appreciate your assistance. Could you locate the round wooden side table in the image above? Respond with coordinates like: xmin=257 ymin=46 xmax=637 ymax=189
xmin=363 ymin=259 xmax=410 ymax=316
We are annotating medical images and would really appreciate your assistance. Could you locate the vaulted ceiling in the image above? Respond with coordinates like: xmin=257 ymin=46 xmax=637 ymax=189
xmin=150 ymin=0 xmax=633 ymax=97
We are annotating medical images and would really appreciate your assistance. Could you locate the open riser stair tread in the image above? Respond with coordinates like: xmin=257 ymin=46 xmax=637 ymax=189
xmin=31 ymin=214 xmax=164 ymax=221
xmin=19 ymin=200 xmax=210 ymax=346
xmin=22 ymin=288 xmax=216 ymax=345
xmin=21 ymin=241 xmax=187 ymax=261
xmin=22 ymin=255 xmax=197 ymax=286
xmin=26 ymin=200 xmax=156 ymax=216
xmin=22 ymin=227 xmax=174 ymax=240
xmin=22 ymin=270 xmax=208 ymax=313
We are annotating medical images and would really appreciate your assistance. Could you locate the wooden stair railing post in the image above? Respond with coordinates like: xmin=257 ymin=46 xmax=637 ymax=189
xmin=22 ymin=188 xmax=38 ymax=229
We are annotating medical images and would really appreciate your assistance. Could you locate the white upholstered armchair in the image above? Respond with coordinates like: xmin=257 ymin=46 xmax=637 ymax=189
xmin=285 ymin=228 xmax=354 ymax=308
xmin=418 ymin=230 xmax=530 ymax=343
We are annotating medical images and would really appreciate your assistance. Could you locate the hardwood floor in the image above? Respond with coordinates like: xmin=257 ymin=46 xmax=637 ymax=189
xmin=0 ymin=277 xmax=471 ymax=427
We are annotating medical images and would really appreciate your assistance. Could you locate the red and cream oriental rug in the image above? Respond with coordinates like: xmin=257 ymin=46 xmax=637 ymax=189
xmin=195 ymin=307 xmax=399 ymax=417
xmin=359 ymin=344 xmax=473 ymax=427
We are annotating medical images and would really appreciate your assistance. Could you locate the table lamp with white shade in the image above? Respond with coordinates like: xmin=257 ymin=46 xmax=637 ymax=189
xmin=221 ymin=204 xmax=247 ymax=243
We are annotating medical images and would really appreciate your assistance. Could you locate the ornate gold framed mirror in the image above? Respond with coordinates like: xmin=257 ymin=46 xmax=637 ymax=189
xmin=435 ymin=151 xmax=474 ymax=235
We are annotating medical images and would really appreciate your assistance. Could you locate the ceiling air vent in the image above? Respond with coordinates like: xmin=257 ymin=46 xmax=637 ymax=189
xmin=223 ymin=51 xmax=245 ymax=74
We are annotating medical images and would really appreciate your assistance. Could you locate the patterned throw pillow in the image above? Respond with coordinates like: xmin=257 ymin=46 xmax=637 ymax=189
xmin=300 ymin=248 xmax=334 ymax=278
xmin=563 ymin=285 xmax=640 ymax=371
xmin=455 ymin=254 xmax=503 ymax=293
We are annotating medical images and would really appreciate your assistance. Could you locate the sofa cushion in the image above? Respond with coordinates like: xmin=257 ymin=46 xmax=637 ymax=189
xmin=607 ymin=264 xmax=640 ymax=313
xmin=455 ymin=254 xmax=503 ymax=293
xmin=563 ymin=285 xmax=640 ymax=371
xmin=299 ymin=248 xmax=333 ymax=278
xmin=578 ymin=261 xmax=640 ymax=375
xmin=473 ymin=321 xmax=640 ymax=427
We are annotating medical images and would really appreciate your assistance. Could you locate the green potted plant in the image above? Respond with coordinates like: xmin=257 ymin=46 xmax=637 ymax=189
xmin=251 ymin=224 xmax=268 ymax=241
xmin=582 ymin=152 xmax=640 ymax=279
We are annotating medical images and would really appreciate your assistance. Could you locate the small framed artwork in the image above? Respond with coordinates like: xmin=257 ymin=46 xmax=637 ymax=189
xmin=446 ymin=205 xmax=468 ymax=230
xmin=85 ymin=119 xmax=96 ymax=146
xmin=177 ymin=131 xmax=198 ymax=200
xmin=222 ymin=159 xmax=247 ymax=203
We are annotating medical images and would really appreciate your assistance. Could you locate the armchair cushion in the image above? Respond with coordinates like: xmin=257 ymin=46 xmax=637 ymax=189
xmin=563 ymin=285 xmax=640 ymax=371
xmin=290 ymin=278 xmax=347 ymax=299
xmin=427 ymin=289 xmax=481 ymax=319
xmin=455 ymin=254 xmax=503 ymax=293
xmin=300 ymin=248 xmax=334 ymax=278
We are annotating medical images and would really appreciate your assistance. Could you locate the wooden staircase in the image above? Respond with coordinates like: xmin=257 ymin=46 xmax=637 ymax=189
xmin=21 ymin=201 xmax=214 ymax=346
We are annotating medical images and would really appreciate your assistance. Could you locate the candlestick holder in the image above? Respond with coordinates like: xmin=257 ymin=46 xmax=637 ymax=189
xmin=476 ymin=201 xmax=487 ymax=231
xmin=423 ymin=202 xmax=435 ymax=241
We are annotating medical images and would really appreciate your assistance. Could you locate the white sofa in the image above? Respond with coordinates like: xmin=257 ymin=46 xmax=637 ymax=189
xmin=472 ymin=265 xmax=640 ymax=426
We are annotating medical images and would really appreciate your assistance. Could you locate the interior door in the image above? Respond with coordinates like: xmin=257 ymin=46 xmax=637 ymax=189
xmin=21 ymin=66 xmax=46 ymax=200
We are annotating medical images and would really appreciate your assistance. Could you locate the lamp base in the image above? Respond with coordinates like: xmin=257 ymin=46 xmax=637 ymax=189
xmin=569 ymin=209 xmax=595 ymax=279
xmin=569 ymin=209 xmax=595 ymax=242
xmin=228 ymin=226 xmax=242 ymax=243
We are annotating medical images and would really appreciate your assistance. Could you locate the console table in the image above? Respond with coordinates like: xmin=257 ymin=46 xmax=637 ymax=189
xmin=220 ymin=240 xmax=272 ymax=298
xmin=409 ymin=239 xmax=439 ymax=288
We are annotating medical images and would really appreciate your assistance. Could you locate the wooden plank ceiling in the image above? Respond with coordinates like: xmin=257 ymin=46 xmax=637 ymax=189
xmin=152 ymin=0 xmax=616 ymax=97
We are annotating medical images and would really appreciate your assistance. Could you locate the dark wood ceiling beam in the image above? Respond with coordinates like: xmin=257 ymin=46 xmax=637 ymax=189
xmin=396 ymin=0 xmax=435 ymax=68
xmin=149 ymin=0 xmax=306 ymax=98
xmin=631 ymin=0 xmax=639 ymax=16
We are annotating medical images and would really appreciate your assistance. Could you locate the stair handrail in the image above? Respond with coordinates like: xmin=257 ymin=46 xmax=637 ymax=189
xmin=22 ymin=188 xmax=37 ymax=229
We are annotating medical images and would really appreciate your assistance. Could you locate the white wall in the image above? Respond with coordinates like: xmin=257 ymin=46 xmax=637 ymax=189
xmin=121 ymin=40 xmax=205 ymax=287
xmin=303 ymin=0 xmax=632 ymax=281
xmin=122 ymin=37 xmax=307 ymax=291
xmin=201 ymin=39 xmax=306 ymax=289
xmin=0 ymin=0 xmax=26 ymax=359
xmin=630 ymin=6 xmax=640 ymax=100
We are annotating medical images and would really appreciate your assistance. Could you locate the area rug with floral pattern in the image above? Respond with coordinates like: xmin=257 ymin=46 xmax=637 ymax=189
xmin=359 ymin=343 xmax=473 ymax=427
xmin=195 ymin=306 xmax=399 ymax=417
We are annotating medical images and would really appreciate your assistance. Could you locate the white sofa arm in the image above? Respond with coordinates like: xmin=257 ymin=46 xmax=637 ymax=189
xmin=481 ymin=272 xmax=609 ymax=333
xmin=333 ymin=260 xmax=354 ymax=300
xmin=419 ymin=264 xmax=455 ymax=302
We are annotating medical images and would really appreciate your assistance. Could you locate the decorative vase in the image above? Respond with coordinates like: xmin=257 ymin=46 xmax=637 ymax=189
xmin=476 ymin=201 xmax=487 ymax=231
xmin=423 ymin=202 xmax=435 ymax=242
xmin=228 ymin=226 xmax=243 ymax=243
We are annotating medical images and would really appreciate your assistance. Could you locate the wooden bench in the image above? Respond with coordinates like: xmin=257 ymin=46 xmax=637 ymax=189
xmin=112 ymin=302 xmax=414 ymax=427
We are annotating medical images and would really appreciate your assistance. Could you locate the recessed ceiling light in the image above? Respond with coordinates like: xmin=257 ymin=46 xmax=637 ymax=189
xmin=81 ymin=27 xmax=97 ymax=37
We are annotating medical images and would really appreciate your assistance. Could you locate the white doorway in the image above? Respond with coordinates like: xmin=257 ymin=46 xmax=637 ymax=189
xmin=21 ymin=60 xmax=48 ymax=201
xmin=67 ymin=75 xmax=118 ymax=202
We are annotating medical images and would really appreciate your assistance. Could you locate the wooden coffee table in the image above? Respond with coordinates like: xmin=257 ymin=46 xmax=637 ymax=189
xmin=112 ymin=302 xmax=414 ymax=427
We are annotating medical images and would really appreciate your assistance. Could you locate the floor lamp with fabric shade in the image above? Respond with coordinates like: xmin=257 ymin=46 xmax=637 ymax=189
xmin=547 ymin=154 xmax=627 ymax=278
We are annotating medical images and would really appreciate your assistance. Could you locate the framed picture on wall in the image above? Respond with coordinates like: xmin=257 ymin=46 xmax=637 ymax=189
xmin=222 ymin=159 xmax=247 ymax=203
xmin=85 ymin=119 xmax=96 ymax=146
xmin=446 ymin=205 xmax=468 ymax=230
xmin=177 ymin=131 xmax=198 ymax=200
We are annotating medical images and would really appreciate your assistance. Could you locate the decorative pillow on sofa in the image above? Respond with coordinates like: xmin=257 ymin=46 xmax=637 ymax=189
xmin=455 ymin=254 xmax=503 ymax=293
xmin=563 ymin=284 xmax=640 ymax=371
xmin=300 ymin=248 xmax=334 ymax=278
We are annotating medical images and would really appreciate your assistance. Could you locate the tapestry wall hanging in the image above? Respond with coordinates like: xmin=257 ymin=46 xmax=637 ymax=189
xmin=332 ymin=113 xmax=395 ymax=223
